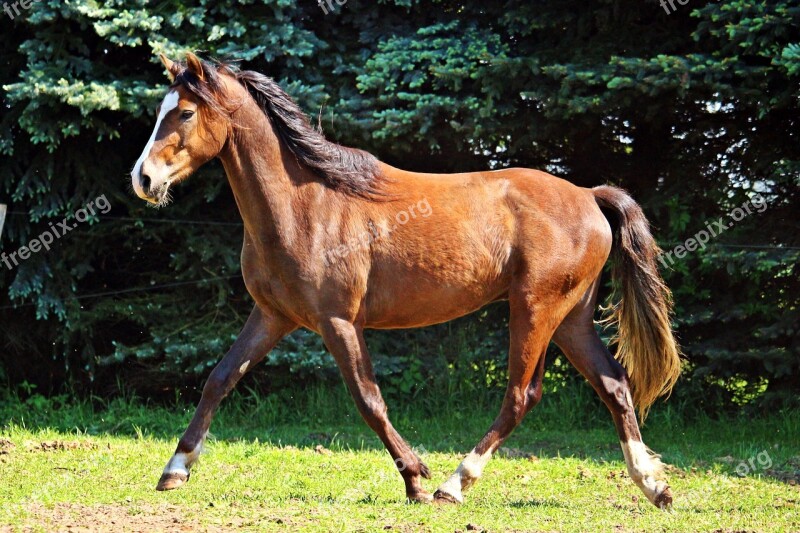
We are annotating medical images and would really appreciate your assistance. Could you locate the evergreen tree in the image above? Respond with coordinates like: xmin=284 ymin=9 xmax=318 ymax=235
xmin=1 ymin=0 xmax=797 ymax=408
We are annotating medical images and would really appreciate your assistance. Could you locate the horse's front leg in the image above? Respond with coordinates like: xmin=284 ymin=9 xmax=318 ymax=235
xmin=319 ymin=317 xmax=433 ymax=503
xmin=156 ymin=305 xmax=296 ymax=490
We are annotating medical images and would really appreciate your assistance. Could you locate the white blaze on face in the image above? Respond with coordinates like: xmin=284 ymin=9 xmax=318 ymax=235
xmin=131 ymin=90 xmax=180 ymax=197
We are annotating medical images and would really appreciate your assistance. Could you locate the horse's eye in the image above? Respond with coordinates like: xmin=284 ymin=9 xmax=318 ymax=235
xmin=181 ymin=110 xmax=195 ymax=121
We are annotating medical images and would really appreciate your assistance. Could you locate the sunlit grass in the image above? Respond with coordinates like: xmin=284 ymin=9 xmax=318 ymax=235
xmin=0 ymin=388 xmax=798 ymax=531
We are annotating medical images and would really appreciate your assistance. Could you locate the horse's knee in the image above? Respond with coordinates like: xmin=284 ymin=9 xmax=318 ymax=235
xmin=600 ymin=370 xmax=635 ymax=415
xmin=362 ymin=395 xmax=388 ymax=419
xmin=351 ymin=388 xmax=389 ymax=426
xmin=202 ymin=365 xmax=233 ymax=399
xmin=502 ymin=388 xmax=529 ymax=426
xmin=525 ymin=379 xmax=544 ymax=411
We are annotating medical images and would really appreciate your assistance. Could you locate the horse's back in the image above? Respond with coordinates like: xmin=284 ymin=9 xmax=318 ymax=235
xmin=361 ymin=165 xmax=611 ymax=328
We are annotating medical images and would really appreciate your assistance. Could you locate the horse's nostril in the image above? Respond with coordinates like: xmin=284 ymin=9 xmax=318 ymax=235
xmin=140 ymin=174 xmax=152 ymax=194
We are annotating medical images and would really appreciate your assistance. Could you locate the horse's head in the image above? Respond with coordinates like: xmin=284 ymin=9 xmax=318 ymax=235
xmin=131 ymin=53 xmax=234 ymax=206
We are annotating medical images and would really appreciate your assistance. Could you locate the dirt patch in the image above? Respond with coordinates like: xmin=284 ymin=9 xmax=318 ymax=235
xmin=314 ymin=444 xmax=332 ymax=455
xmin=496 ymin=447 xmax=538 ymax=461
xmin=3 ymin=503 xmax=294 ymax=532
xmin=3 ymin=503 xmax=198 ymax=533
xmin=0 ymin=439 xmax=15 ymax=454
xmin=26 ymin=440 xmax=98 ymax=453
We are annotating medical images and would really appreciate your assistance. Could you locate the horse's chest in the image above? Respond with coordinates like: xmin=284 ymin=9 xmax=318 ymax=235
xmin=240 ymin=245 xmax=321 ymax=327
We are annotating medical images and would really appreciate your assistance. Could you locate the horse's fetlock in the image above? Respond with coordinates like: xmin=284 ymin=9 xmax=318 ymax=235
xmin=460 ymin=467 xmax=481 ymax=486
xmin=627 ymin=468 xmax=645 ymax=483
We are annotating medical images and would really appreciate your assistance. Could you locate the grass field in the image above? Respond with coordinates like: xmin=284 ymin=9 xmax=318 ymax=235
xmin=0 ymin=385 xmax=798 ymax=532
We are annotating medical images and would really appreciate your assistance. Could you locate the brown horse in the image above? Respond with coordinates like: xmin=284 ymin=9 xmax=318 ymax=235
xmin=130 ymin=53 xmax=681 ymax=508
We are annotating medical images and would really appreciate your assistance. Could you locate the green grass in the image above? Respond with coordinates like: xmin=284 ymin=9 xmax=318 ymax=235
xmin=0 ymin=386 xmax=798 ymax=532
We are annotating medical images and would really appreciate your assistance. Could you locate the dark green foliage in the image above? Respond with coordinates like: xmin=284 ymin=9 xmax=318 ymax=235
xmin=1 ymin=1 xmax=797 ymax=411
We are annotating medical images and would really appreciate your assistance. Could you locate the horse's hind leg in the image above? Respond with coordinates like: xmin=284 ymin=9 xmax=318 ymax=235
xmin=156 ymin=305 xmax=295 ymax=491
xmin=552 ymin=280 xmax=673 ymax=508
xmin=433 ymin=292 xmax=552 ymax=504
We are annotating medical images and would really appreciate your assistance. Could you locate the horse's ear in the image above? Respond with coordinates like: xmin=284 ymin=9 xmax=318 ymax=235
xmin=185 ymin=52 xmax=206 ymax=82
xmin=159 ymin=53 xmax=180 ymax=82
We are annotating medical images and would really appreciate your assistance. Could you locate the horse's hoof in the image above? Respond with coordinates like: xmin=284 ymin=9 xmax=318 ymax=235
xmin=433 ymin=489 xmax=463 ymax=504
xmin=156 ymin=471 xmax=189 ymax=491
xmin=407 ymin=490 xmax=434 ymax=504
xmin=654 ymin=486 xmax=673 ymax=509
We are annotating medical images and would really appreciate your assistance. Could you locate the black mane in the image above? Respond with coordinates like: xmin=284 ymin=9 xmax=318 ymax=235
xmin=175 ymin=59 xmax=383 ymax=197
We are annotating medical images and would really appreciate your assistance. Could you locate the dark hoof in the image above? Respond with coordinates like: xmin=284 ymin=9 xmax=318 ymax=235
xmin=433 ymin=489 xmax=462 ymax=504
xmin=156 ymin=471 xmax=189 ymax=491
xmin=654 ymin=486 xmax=673 ymax=509
xmin=407 ymin=490 xmax=434 ymax=504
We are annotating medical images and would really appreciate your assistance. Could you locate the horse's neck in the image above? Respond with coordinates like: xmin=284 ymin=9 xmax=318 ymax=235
xmin=219 ymin=107 xmax=323 ymax=251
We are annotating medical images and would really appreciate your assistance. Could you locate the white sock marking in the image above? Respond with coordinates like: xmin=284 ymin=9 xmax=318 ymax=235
xmin=163 ymin=437 xmax=204 ymax=476
xmin=437 ymin=448 xmax=492 ymax=501
xmin=620 ymin=439 xmax=667 ymax=503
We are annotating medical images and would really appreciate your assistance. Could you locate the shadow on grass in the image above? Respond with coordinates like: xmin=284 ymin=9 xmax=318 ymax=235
xmin=1 ymin=384 xmax=798 ymax=482
xmin=0 ymin=384 xmax=617 ymax=455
